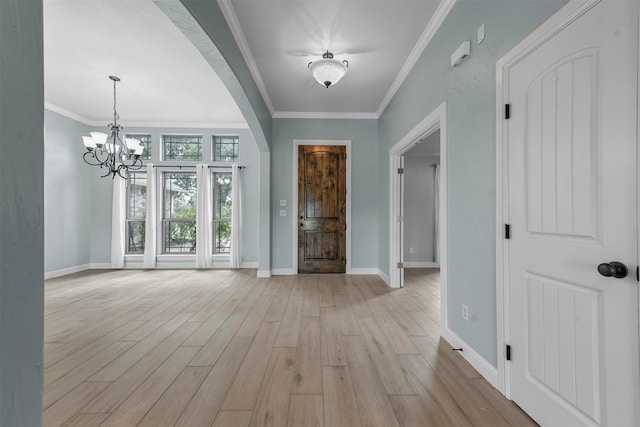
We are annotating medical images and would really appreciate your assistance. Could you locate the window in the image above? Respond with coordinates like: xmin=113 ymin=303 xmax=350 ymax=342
xmin=126 ymin=172 xmax=147 ymax=254
xmin=163 ymin=172 xmax=197 ymax=253
xmin=126 ymin=134 xmax=151 ymax=160
xmin=163 ymin=135 xmax=202 ymax=161
xmin=213 ymin=172 xmax=232 ymax=253
xmin=213 ymin=136 xmax=239 ymax=162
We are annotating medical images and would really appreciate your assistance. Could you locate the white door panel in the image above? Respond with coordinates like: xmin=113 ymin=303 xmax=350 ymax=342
xmin=507 ymin=1 xmax=639 ymax=425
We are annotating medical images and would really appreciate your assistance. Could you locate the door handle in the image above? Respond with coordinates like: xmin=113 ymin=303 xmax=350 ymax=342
xmin=299 ymin=223 xmax=304 ymax=227
xmin=597 ymin=261 xmax=628 ymax=279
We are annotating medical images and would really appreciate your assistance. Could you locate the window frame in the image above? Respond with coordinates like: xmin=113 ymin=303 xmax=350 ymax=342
xmin=212 ymin=170 xmax=233 ymax=254
xmin=161 ymin=170 xmax=197 ymax=254
xmin=212 ymin=135 xmax=239 ymax=163
xmin=125 ymin=171 xmax=147 ymax=254
xmin=162 ymin=134 xmax=204 ymax=162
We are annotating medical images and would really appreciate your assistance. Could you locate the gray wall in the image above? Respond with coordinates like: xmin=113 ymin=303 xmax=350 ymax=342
xmin=45 ymin=110 xmax=92 ymax=273
xmin=155 ymin=0 xmax=271 ymax=151
xmin=378 ymin=0 xmax=568 ymax=365
xmin=0 ymin=0 xmax=45 ymax=424
xmin=403 ymin=155 xmax=439 ymax=264
xmin=272 ymin=119 xmax=379 ymax=271
xmin=87 ymin=126 xmax=261 ymax=265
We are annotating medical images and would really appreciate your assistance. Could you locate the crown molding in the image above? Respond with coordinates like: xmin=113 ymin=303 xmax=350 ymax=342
xmin=217 ymin=0 xmax=275 ymax=116
xmin=118 ymin=121 xmax=250 ymax=129
xmin=376 ymin=0 xmax=457 ymax=117
xmin=45 ymin=102 xmax=94 ymax=125
xmin=45 ymin=103 xmax=248 ymax=129
xmin=273 ymin=111 xmax=378 ymax=120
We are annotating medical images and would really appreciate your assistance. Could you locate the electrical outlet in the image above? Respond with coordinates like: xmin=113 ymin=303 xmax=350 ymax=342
xmin=462 ymin=304 xmax=469 ymax=321
xmin=279 ymin=210 xmax=286 ymax=217
xmin=409 ymin=247 xmax=414 ymax=254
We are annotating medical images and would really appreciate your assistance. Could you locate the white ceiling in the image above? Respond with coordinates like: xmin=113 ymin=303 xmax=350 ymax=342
xmin=44 ymin=0 xmax=247 ymax=127
xmin=406 ymin=129 xmax=440 ymax=157
xmin=44 ymin=0 xmax=449 ymax=126
xmin=224 ymin=0 xmax=444 ymax=117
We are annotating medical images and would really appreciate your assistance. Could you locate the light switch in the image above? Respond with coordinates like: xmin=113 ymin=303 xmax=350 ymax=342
xmin=279 ymin=200 xmax=287 ymax=207
xmin=280 ymin=210 xmax=287 ymax=217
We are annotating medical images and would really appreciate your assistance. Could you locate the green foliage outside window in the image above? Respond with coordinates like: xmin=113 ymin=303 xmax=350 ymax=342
xmin=163 ymin=135 xmax=202 ymax=161
xmin=127 ymin=172 xmax=147 ymax=253
xmin=214 ymin=173 xmax=232 ymax=253
xmin=213 ymin=136 xmax=239 ymax=162
xmin=163 ymin=172 xmax=197 ymax=253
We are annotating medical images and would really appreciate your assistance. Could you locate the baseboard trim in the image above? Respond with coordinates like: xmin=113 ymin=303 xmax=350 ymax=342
xmin=45 ymin=263 xmax=91 ymax=279
xmin=404 ymin=262 xmax=440 ymax=268
xmin=90 ymin=263 xmax=112 ymax=269
xmin=442 ymin=327 xmax=498 ymax=388
xmin=241 ymin=262 xmax=259 ymax=268
xmin=257 ymin=270 xmax=272 ymax=278
xmin=271 ymin=269 xmax=296 ymax=276
xmin=378 ymin=270 xmax=391 ymax=286
xmin=349 ymin=268 xmax=379 ymax=275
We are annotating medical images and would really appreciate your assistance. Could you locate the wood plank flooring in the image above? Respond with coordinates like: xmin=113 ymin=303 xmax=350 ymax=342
xmin=43 ymin=268 xmax=536 ymax=427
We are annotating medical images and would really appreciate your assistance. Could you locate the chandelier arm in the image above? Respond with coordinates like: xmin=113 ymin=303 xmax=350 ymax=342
xmin=100 ymin=164 xmax=114 ymax=178
xmin=83 ymin=148 xmax=111 ymax=166
xmin=116 ymin=164 xmax=128 ymax=180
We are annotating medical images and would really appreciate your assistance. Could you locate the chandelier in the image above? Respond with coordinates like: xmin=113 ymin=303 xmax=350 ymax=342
xmin=81 ymin=76 xmax=143 ymax=179
xmin=308 ymin=51 xmax=349 ymax=88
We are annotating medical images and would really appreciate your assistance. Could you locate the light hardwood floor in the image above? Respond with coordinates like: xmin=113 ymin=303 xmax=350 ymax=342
xmin=43 ymin=268 xmax=536 ymax=427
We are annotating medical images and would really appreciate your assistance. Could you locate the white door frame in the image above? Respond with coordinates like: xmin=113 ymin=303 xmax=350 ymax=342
xmin=637 ymin=0 xmax=640 ymax=358
xmin=292 ymin=139 xmax=352 ymax=274
xmin=389 ymin=102 xmax=447 ymax=322
xmin=495 ymin=0 xmax=617 ymax=396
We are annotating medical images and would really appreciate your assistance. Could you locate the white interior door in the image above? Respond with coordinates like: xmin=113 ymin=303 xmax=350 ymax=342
xmin=399 ymin=155 xmax=405 ymax=287
xmin=507 ymin=1 xmax=639 ymax=426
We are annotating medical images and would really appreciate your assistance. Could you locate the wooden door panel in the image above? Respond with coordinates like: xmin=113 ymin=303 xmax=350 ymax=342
xmin=298 ymin=145 xmax=346 ymax=273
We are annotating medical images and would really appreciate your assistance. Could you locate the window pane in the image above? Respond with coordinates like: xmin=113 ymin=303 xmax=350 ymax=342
xmin=164 ymin=221 xmax=196 ymax=253
xmin=127 ymin=221 xmax=145 ymax=253
xmin=128 ymin=172 xmax=147 ymax=219
xmin=213 ymin=172 xmax=232 ymax=254
xmin=163 ymin=172 xmax=197 ymax=253
xmin=127 ymin=172 xmax=146 ymax=254
xmin=213 ymin=136 xmax=239 ymax=162
xmin=214 ymin=173 xmax=232 ymax=219
xmin=214 ymin=220 xmax=231 ymax=253
xmin=164 ymin=173 xmax=196 ymax=219
xmin=127 ymin=134 xmax=151 ymax=160
xmin=163 ymin=135 xmax=202 ymax=160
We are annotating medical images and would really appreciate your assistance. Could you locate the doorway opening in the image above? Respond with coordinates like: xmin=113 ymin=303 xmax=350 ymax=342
xmin=389 ymin=102 xmax=447 ymax=327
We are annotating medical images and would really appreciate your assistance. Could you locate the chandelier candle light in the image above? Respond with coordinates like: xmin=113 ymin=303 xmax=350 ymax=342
xmin=81 ymin=76 xmax=144 ymax=179
xmin=308 ymin=51 xmax=349 ymax=88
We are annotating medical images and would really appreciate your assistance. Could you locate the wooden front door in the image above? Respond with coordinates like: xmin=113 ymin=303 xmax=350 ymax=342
xmin=298 ymin=145 xmax=346 ymax=273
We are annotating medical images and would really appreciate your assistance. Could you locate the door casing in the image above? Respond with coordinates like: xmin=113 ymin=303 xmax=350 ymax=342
xmin=388 ymin=101 xmax=448 ymax=325
xmin=292 ymin=139 xmax=352 ymax=274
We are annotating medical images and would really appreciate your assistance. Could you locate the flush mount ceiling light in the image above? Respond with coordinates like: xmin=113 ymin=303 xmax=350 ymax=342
xmin=81 ymin=76 xmax=144 ymax=179
xmin=308 ymin=51 xmax=349 ymax=88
